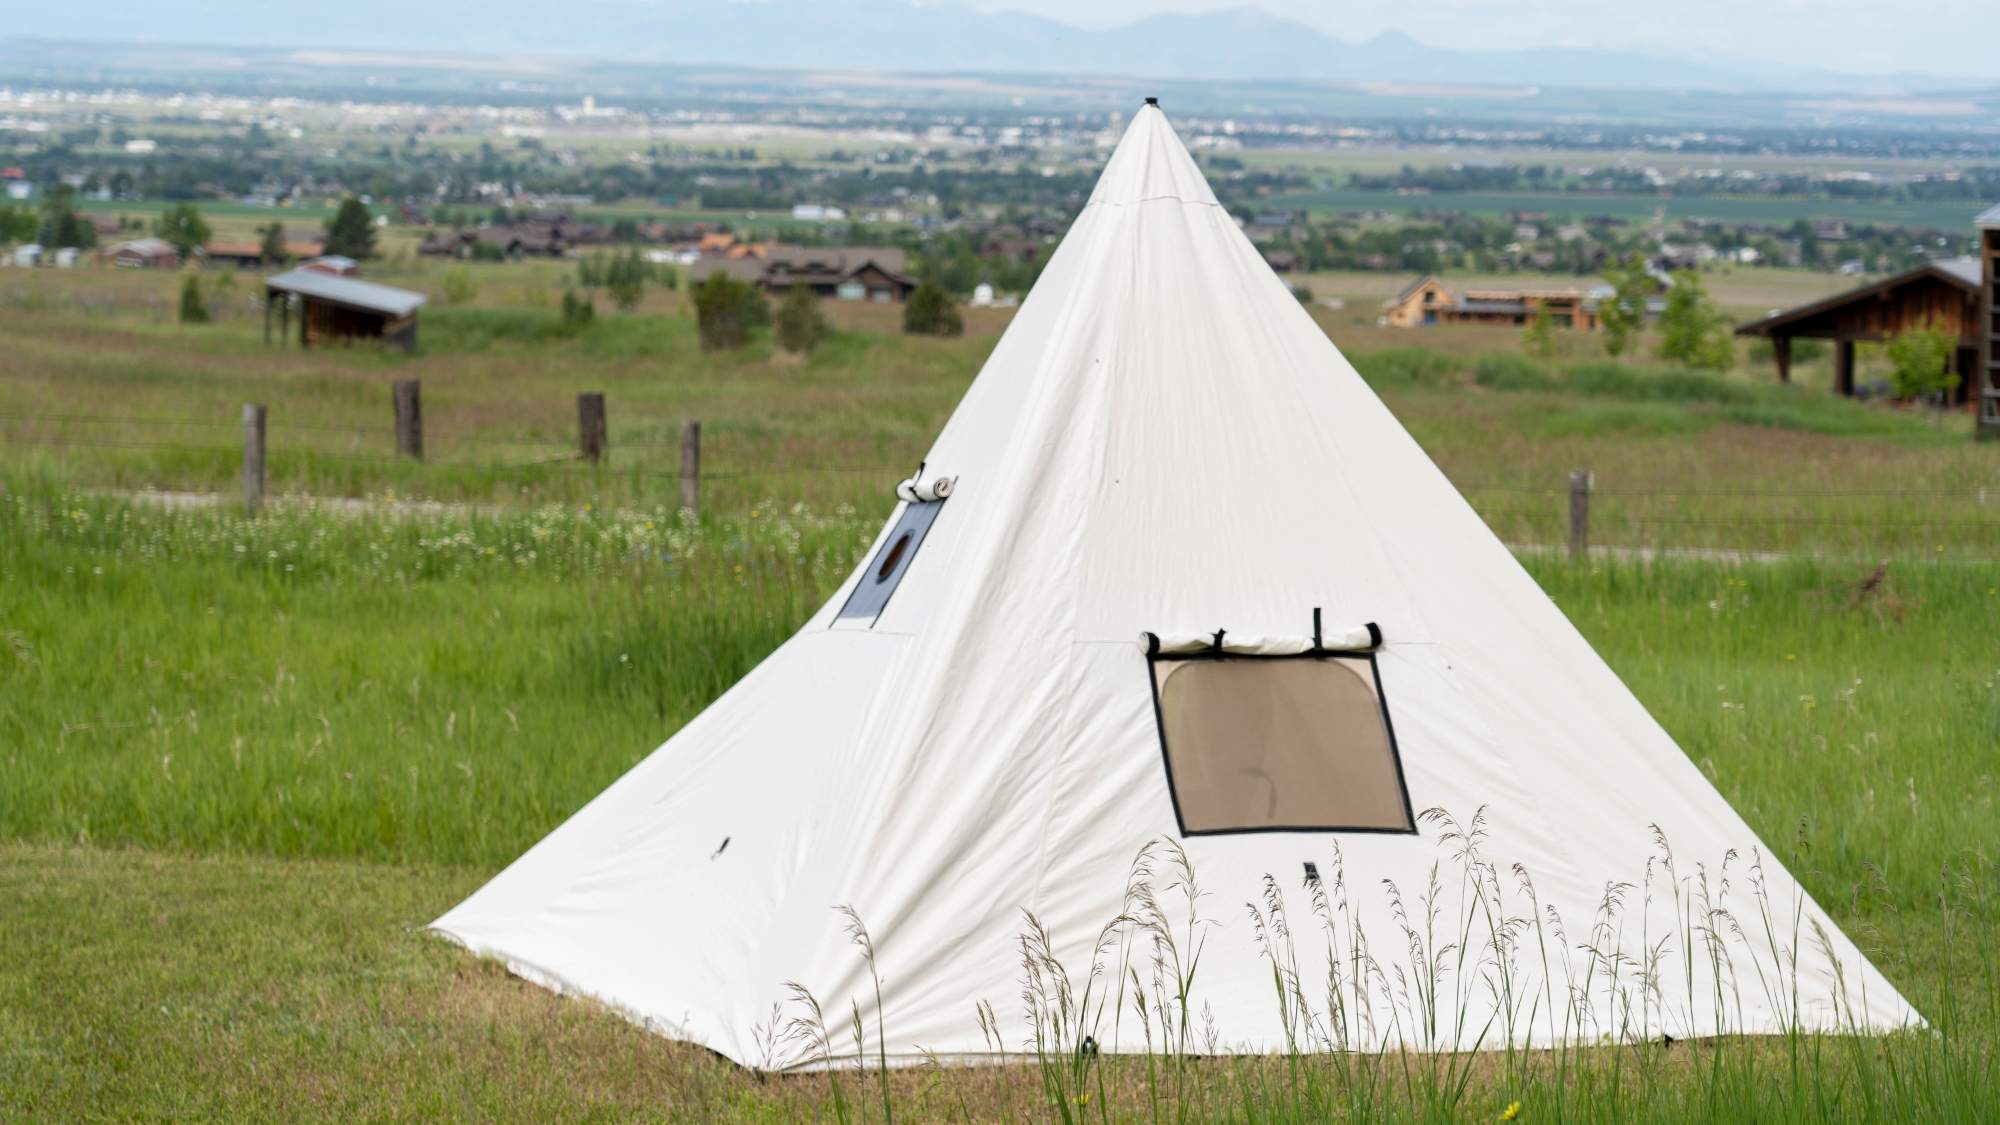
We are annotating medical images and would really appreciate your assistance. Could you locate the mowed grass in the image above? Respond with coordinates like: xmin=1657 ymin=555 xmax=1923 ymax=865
xmin=2 ymin=481 xmax=1997 ymax=1120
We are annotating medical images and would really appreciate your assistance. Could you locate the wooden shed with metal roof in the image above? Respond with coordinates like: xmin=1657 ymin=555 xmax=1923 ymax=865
xmin=264 ymin=269 xmax=426 ymax=352
xmin=1734 ymin=255 xmax=1981 ymax=401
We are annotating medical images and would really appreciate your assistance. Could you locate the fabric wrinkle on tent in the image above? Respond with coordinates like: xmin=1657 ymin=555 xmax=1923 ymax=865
xmin=432 ymin=103 xmax=1923 ymax=1067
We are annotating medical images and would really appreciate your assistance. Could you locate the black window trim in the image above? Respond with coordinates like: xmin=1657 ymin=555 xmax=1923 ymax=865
xmin=1142 ymin=619 xmax=1417 ymax=838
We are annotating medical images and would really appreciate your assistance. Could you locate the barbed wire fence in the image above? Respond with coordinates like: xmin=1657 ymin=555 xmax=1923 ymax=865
xmin=3 ymin=384 xmax=1998 ymax=560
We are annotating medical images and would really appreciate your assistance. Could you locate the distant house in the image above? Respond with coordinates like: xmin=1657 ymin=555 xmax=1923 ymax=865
xmin=1381 ymin=275 xmax=1452 ymax=327
xmin=203 ymin=240 xmax=326 ymax=269
xmin=300 ymin=255 xmax=360 ymax=277
xmin=264 ymin=269 xmax=426 ymax=351
xmin=982 ymin=236 xmax=1043 ymax=264
xmin=419 ymin=212 xmax=597 ymax=259
xmin=104 ymin=237 xmax=181 ymax=270
xmin=1262 ymin=249 xmax=1301 ymax=273
xmin=1383 ymin=274 xmax=1599 ymax=330
xmin=695 ymin=246 xmax=916 ymax=302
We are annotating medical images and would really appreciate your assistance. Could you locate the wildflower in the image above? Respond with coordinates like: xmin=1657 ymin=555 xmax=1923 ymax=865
xmin=1784 ymin=653 xmax=1796 ymax=662
xmin=1502 ymin=1101 xmax=1522 ymax=1121
xmin=1074 ymin=1092 xmax=1091 ymax=1106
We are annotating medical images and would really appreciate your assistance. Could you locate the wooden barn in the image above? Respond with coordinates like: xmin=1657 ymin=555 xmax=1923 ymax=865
xmin=1734 ymin=256 xmax=1981 ymax=401
xmin=264 ymin=269 xmax=426 ymax=352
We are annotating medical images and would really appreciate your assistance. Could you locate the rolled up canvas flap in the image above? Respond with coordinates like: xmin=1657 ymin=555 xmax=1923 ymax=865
xmin=896 ymin=473 xmax=956 ymax=503
xmin=1142 ymin=622 xmax=1379 ymax=656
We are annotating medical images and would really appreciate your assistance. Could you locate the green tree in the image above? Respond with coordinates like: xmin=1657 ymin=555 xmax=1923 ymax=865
xmin=322 ymin=198 xmax=376 ymax=260
xmin=39 ymin=186 xmax=97 ymax=250
xmin=0 ymin=204 xmax=38 ymax=243
xmin=691 ymin=271 xmax=767 ymax=351
xmin=604 ymin=248 xmax=648 ymax=312
xmin=1597 ymin=253 xmax=1651 ymax=357
xmin=1522 ymin=302 xmax=1558 ymax=359
xmin=1655 ymin=270 xmax=1732 ymax=371
xmin=903 ymin=280 xmax=963 ymax=337
xmin=1884 ymin=321 xmax=1960 ymax=410
xmin=258 ymin=222 xmax=289 ymax=266
xmin=441 ymin=266 xmax=479 ymax=307
xmin=154 ymin=203 xmax=211 ymax=258
xmin=177 ymin=273 xmax=209 ymax=325
xmin=774 ymin=282 xmax=829 ymax=356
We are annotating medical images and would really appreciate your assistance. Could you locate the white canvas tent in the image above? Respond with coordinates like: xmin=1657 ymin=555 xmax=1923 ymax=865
xmin=434 ymin=103 xmax=1921 ymax=1067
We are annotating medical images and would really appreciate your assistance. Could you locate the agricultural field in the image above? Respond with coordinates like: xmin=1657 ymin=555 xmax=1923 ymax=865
xmin=2 ymin=258 xmax=1998 ymax=1119
xmin=1263 ymin=186 xmax=1986 ymax=231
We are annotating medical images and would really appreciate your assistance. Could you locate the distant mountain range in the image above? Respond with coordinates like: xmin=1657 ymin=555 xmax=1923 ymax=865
xmin=0 ymin=1 xmax=1975 ymax=94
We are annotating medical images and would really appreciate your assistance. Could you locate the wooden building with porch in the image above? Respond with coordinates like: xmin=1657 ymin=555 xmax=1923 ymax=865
xmin=264 ymin=269 xmax=426 ymax=352
xmin=1734 ymin=255 xmax=1981 ymax=402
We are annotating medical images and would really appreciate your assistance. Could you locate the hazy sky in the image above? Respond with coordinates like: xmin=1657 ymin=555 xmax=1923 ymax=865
xmin=981 ymin=0 xmax=1991 ymax=77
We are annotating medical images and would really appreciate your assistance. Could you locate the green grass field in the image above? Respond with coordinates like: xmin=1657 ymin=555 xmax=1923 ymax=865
xmin=1263 ymin=187 xmax=1987 ymax=230
xmin=3 ymin=261 xmax=1999 ymax=1119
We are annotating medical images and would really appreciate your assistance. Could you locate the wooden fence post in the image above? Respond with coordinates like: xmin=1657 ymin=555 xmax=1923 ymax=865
xmin=242 ymin=403 xmax=267 ymax=515
xmin=1568 ymin=469 xmax=1592 ymax=561
xmin=393 ymin=379 xmax=423 ymax=460
xmin=577 ymin=392 xmax=607 ymax=464
xmin=679 ymin=419 xmax=701 ymax=516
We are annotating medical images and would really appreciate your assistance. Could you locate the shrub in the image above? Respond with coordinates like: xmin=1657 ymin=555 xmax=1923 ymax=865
xmin=441 ymin=266 xmax=479 ymax=307
xmin=1884 ymin=321 xmax=1960 ymax=405
xmin=1350 ymin=347 xmax=1460 ymax=391
xmin=903 ymin=281 xmax=963 ymax=337
xmin=1521 ymin=302 xmax=1557 ymax=359
xmin=774 ymin=283 xmax=830 ymax=356
xmin=604 ymin=249 xmax=649 ymax=312
xmin=559 ymin=286 xmax=595 ymax=332
xmin=1567 ymin=362 xmax=1754 ymax=406
xmin=692 ymin=271 xmax=767 ymax=351
xmin=177 ymin=274 xmax=209 ymax=325
xmin=1472 ymin=354 xmax=1555 ymax=391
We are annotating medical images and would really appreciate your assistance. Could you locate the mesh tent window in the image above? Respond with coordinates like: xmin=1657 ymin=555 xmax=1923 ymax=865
xmin=1145 ymin=627 xmax=1414 ymax=836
